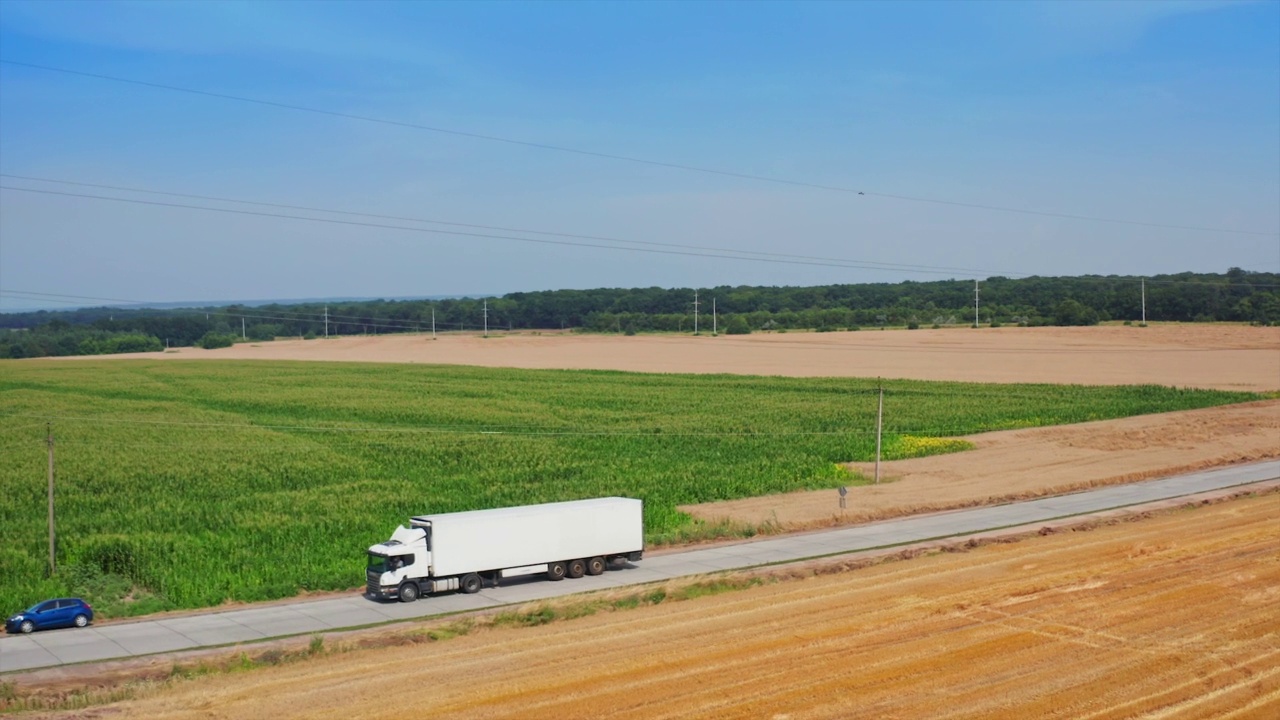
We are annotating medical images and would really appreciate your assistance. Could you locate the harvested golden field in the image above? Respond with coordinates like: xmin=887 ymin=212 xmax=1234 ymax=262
xmin=75 ymin=323 xmax=1280 ymax=391
xmin=73 ymin=492 xmax=1280 ymax=720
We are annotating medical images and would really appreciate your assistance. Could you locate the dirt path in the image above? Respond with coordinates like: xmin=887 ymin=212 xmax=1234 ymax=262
xmin=66 ymin=324 xmax=1280 ymax=391
xmin=682 ymin=400 xmax=1280 ymax=530
xmin=56 ymin=491 xmax=1280 ymax=719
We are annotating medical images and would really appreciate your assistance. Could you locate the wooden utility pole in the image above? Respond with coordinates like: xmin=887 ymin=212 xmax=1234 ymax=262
xmin=974 ymin=279 xmax=980 ymax=327
xmin=47 ymin=422 xmax=55 ymax=575
xmin=874 ymin=382 xmax=884 ymax=485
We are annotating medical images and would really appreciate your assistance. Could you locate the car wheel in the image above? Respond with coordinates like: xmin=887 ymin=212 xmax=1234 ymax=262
xmin=19 ymin=620 xmax=35 ymax=634
xmin=74 ymin=614 xmax=89 ymax=628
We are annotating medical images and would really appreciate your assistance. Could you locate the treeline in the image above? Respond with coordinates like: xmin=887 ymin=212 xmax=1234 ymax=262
xmin=0 ymin=322 xmax=164 ymax=359
xmin=2 ymin=269 xmax=1276 ymax=358
xmin=516 ymin=269 xmax=1279 ymax=331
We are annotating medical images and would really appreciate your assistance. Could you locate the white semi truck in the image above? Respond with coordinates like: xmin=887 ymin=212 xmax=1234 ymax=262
xmin=366 ymin=497 xmax=644 ymax=602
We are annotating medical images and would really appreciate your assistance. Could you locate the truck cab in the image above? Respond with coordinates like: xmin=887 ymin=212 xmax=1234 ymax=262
xmin=366 ymin=524 xmax=430 ymax=601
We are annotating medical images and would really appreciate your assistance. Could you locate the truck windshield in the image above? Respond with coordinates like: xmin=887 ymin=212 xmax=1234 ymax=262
xmin=367 ymin=554 xmax=389 ymax=573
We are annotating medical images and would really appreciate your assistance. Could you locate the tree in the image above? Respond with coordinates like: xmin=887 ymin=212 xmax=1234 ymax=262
xmin=725 ymin=315 xmax=751 ymax=335
xmin=196 ymin=332 xmax=236 ymax=349
xmin=1053 ymin=299 xmax=1099 ymax=326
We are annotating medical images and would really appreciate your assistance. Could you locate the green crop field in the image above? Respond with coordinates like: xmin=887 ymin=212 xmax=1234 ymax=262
xmin=0 ymin=360 xmax=1257 ymax=616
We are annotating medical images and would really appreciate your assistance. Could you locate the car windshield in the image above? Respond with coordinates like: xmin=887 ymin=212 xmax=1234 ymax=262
xmin=367 ymin=553 xmax=389 ymax=573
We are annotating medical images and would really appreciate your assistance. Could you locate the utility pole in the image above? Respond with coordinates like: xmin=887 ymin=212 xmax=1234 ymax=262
xmin=241 ymin=317 xmax=246 ymax=339
xmin=483 ymin=299 xmax=489 ymax=338
xmin=693 ymin=290 xmax=700 ymax=335
xmin=1141 ymin=278 xmax=1146 ymax=326
xmin=974 ymin=279 xmax=980 ymax=328
xmin=47 ymin=422 xmax=55 ymax=576
xmin=713 ymin=298 xmax=717 ymax=335
xmin=324 ymin=305 xmax=329 ymax=338
xmin=874 ymin=382 xmax=884 ymax=485
xmin=431 ymin=308 xmax=436 ymax=340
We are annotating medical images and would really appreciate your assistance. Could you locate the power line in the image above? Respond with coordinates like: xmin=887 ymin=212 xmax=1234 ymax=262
xmin=0 ymin=288 xmax=433 ymax=325
xmin=0 ymin=289 xmax=438 ymax=329
xmin=2 ymin=59 xmax=1275 ymax=239
xmin=5 ymin=282 xmax=1279 ymax=335
xmin=6 ymin=286 xmax=1274 ymax=349
xmin=0 ymin=289 xmax=508 ymax=333
xmin=0 ymin=422 xmax=58 ymax=434
xmin=6 ymin=185 xmax=1278 ymax=289
xmin=0 ymin=290 xmax=458 ymax=332
xmin=0 ymin=174 xmax=1011 ymax=277
xmin=0 ymin=185 xmax=1009 ymax=277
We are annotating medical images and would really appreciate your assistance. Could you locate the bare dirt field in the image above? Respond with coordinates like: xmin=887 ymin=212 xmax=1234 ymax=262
xmin=684 ymin=399 xmax=1280 ymax=531
xmin=82 ymin=323 xmax=1280 ymax=391
xmin=43 ymin=490 xmax=1279 ymax=720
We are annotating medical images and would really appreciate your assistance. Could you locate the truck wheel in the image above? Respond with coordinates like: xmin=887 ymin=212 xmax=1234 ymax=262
xmin=398 ymin=582 xmax=419 ymax=603
xmin=461 ymin=573 xmax=482 ymax=594
xmin=73 ymin=614 xmax=89 ymax=628
xmin=567 ymin=559 xmax=586 ymax=579
xmin=547 ymin=561 xmax=567 ymax=581
xmin=586 ymin=557 xmax=606 ymax=576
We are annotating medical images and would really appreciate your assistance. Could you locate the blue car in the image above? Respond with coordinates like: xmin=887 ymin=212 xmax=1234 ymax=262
xmin=5 ymin=598 xmax=94 ymax=634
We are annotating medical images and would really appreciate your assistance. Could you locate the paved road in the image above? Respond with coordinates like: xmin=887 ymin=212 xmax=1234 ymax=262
xmin=3 ymin=460 xmax=1277 ymax=674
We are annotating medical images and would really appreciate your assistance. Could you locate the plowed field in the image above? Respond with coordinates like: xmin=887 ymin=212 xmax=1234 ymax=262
xmin=80 ymin=492 xmax=1280 ymax=720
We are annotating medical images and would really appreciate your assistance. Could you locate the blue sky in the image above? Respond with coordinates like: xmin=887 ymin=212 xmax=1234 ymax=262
xmin=1 ymin=0 xmax=1277 ymax=307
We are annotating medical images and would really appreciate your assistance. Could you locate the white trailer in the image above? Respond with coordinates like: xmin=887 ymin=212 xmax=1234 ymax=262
xmin=366 ymin=497 xmax=644 ymax=602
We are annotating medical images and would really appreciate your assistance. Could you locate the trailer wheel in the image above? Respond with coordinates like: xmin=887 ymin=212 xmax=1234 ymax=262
xmin=547 ymin=561 xmax=567 ymax=581
xmin=461 ymin=573 xmax=482 ymax=594
xmin=586 ymin=557 xmax=606 ymax=576
xmin=567 ymin=559 xmax=586 ymax=579
xmin=398 ymin=582 xmax=419 ymax=603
